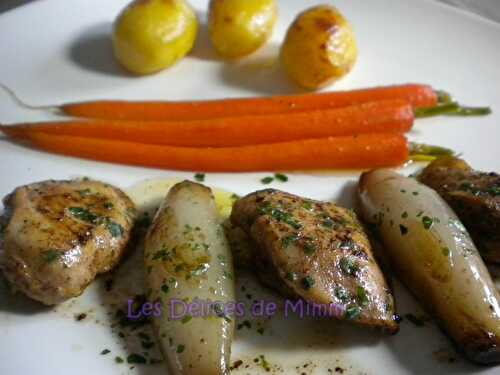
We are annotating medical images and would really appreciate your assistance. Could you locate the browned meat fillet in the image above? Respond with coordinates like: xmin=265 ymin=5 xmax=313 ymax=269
xmin=231 ymin=189 xmax=399 ymax=333
xmin=0 ymin=179 xmax=136 ymax=305
xmin=419 ymin=157 xmax=500 ymax=264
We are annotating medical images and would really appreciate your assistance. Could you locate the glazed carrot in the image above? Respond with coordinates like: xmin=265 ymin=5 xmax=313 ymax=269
xmin=1 ymin=100 xmax=413 ymax=147
xmin=3 ymin=131 xmax=409 ymax=172
xmin=61 ymin=84 xmax=437 ymax=121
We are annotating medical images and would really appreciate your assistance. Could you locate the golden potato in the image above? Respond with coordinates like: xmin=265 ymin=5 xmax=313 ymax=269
xmin=281 ymin=5 xmax=357 ymax=89
xmin=112 ymin=0 xmax=198 ymax=75
xmin=208 ymin=0 xmax=277 ymax=59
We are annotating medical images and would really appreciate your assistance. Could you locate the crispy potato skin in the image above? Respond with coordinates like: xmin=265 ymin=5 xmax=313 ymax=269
xmin=208 ymin=0 xmax=277 ymax=58
xmin=112 ymin=0 xmax=198 ymax=75
xmin=281 ymin=5 xmax=357 ymax=89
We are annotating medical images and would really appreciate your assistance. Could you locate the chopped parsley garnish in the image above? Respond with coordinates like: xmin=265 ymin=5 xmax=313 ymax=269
xmin=106 ymin=220 xmax=124 ymax=238
xmin=68 ymin=207 xmax=98 ymax=223
xmin=152 ymin=248 xmax=171 ymax=261
xmin=301 ymin=276 xmax=315 ymax=290
xmin=223 ymin=270 xmax=234 ymax=280
xmin=344 ymin=305 xmax=361 ymax=320
xmin=274 ymin=173 xmax=288 ymax=182
xmin=101 ymin=349 xmax=111 ymax=355
xmin=340 ymin=257 xmax=359 ymax=276
xmin=401 ymin=211 xmax=408 ymax=219
xmin=115 ymin=356 xmax=124 ymax=364
xmin=260 ymin=176 xmax=274 ymax=185
xmin=322 ymin=217 xmax=335 ymax=228
xmin=282 ymin=234 xmax=299 ymax=248
xmin=259 ymin=205 xmax=302 ymax=229
xmin=127 ymin=353 xmax=147 ymax=364
xmin=399 ymin=224 xmax=408 ymax=235
xmin=103 ymin=202 xmax=114 ymax=210
xmin=76 ymin=188 xmax=91 ymax=196
xmin=176 ymin=344 xmax=185 ymax=354
xmin=302 ymin=201 xmax=313 ymax=210
xmin=194 ymin=173 xmax=205 ymax=182
xmin=181 ymin=315 xmax=192 ymax=324
xmin=356 ymin=286 xmax=369 ymax=307
xmin=335 ymin=287 xmax=351 ymax=303
xmin=442 ymin=247 xmax=451 ymax=257
xmin=422 ymin=216 xmax=434 ymax=230
xmin=286 ymin=272 xmax=298 ymax=282
xmin=161 ymin=284 xmax=169 ymax=294
xmin=303 ymin=241 xmax=317 ymax=255
xmin=237 ymin=320 xmax=252 ymax=330
xmin=412 ymin=191 xmax=419 ymax=196
xmin=42 ymin=250 xmax=61 ymax=263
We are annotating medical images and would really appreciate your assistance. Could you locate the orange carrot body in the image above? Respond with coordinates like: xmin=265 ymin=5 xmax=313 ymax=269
xmin=4 ymin=132 xmax=409 ymax=172
xmin=3 ymin=100 xmax=413 ymax=147
xmin=62 ymin=84 xmax=437 ymax=121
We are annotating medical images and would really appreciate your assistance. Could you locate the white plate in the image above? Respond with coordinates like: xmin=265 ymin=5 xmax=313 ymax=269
xmin=1 ymin=1 xmax=500 ymax=374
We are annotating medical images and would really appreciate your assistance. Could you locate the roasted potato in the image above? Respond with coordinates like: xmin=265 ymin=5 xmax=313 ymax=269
xmin=112 ymin=0 xmax=198 ymax=75
xmin=281 ymin=5 xmax=357 ymax=89
xmin=208 ymin=0 xmax=277 ymax=58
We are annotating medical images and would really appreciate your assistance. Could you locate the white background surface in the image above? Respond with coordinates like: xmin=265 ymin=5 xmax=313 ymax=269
xmin=1 ymin=1 xmax=500 ymax=375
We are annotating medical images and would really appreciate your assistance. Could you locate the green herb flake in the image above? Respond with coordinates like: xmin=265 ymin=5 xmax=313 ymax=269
xmin=399 ymin=224 xmax=408 ymax=236
xmin=103 ymin=202 xmax=114 ymax=210
xmin=181 ymin=315 xmax=192 ymax=324
xmin=260 ymin=176 xmax=274 ymax=185
xmin=282 ymin=234 xmax=299 ymax=248
xmin=356 ymin=286 xmax=369 ymax=307
xmin=322 ymin=217 xmax=335 ymax=228
xmin=42 ymin=250 xmax=61 ymax=263
xmin=340 ymin=257 xmax=359 ymax=276
xmin=412 ymin=191 xmax=419 ymax=196
xmin=344 ymin=305 xmax=361 ymax=320
xmin=301 ymin=276 xmax=315 ymax=290
xmin=257 ymin=327 xmax=265 ymax=335
xmin=302 ymin=201 xmax=313 ymax=211
xmin=401 ymin=211 xmax=408 ymax=219
xmin=76 ymin=188 xmax=91 ymax=196
xmin=106 ymin=220 xmax=124 ymax=238
xmin=259 ymin=205 xmax=302 ymax=230
xmin=303 ymin=241 xmax=317 ymax=255
xmin=152 ymin=247 xmax=172 ymax=261
xmin=176 ymin=344 xmax=185 ymax=354
xmin=274 ymin=173 xmax=288 ymax=182
xmin=127 ymin=353 xmax=147 ymax=364
xmin=335 ymin=287 xmax=351 ymax=303
xmin=422 ymin=216 xmax=434 ymax=230
xmin=194 ymin=173 xmax=205 ymax=182
xmin=161 ymin=284 xmax=169 ymax=294
xmin=442 ymin=247 xmax=451 ymax=257
xmin=285 ymin=272 xmax=298 ymax=282
xmin=68 ymin=207 xmax=98 ymax=223
xmin=100 ymin=349 xmax=111 ymax=355
xmin=115 ymin=356 xmax=124 ymax=364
